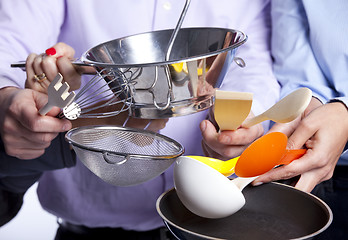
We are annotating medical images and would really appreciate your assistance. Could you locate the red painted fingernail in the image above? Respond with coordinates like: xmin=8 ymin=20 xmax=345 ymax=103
xmin=45 ymin=47 xmax=56 ymax=56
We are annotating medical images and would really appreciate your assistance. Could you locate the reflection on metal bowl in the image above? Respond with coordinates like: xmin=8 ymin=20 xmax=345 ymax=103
xmin=156 ymin=183 xmax=332 ymax=240
xmin=81 ymin=27 xmax=247 ymax=118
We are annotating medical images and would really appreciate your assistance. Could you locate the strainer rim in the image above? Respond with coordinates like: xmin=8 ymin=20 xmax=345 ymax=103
xmin=65 ymin=125 xmax=185 ymax=159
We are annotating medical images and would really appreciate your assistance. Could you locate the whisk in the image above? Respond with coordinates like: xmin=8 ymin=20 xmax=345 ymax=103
xmin=59 ymin=67 xmax=140 ymax=120
xmin=12 ymin=0 xmax=248 ymax=120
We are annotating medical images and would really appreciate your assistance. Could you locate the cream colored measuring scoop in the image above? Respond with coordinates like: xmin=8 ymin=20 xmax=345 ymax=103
xmin=214 ymin=90 xmax=253 ymax=131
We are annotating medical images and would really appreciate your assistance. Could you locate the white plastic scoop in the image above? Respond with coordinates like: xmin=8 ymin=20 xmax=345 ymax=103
xmin=242 ymin=87 xmax=312 ymax=128
xmin=174 ymin=156 xmax=257 ymax=219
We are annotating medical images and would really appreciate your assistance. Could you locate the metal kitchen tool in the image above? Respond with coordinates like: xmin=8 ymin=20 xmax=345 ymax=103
xmin=65 ymin=125 xmax=184 ymax=186
xmin=157 ymin=183 xmax=332 ymax=240
xmin=38 ymin=73 xmax=75 ymax=115
xmin=12 ymin=1 xmax=247 ymax=119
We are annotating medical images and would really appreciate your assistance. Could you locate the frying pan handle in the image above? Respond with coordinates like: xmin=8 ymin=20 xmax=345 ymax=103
xmin=102 ymin=152 xmax=129 ymax=165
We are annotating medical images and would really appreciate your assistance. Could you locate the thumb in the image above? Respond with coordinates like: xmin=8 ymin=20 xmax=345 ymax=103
xmin=45 ymin=42 xmax=75 ymax=59
xmin=33 ymin=91 xmax=63 ymax=117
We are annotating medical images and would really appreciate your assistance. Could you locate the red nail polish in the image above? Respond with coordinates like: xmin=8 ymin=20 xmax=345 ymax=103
xmin=45 ymin=47 xmax=56 ymax=56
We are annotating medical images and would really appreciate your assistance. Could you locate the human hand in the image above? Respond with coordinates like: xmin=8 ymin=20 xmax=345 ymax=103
xmin=25 ymin=42 xmax=83 ymax=93
xmin=200 ymin=111 xmax=264 ymax=160
xmin=0 ymin=87 xmax=72 ymax=159
xmin=253 ymin=98 xmax=348 ymax=192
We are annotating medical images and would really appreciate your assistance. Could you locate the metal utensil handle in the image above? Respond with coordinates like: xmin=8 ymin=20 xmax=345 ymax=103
xmin=165 ymin=0 xmax=191 ymax=61
xmin=102 ymin=152 xmax=129 ymax=165
xmin=11 ymin=60 xmax=95 ymax=74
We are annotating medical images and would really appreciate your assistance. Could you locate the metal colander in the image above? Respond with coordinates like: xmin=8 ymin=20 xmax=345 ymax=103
xmin=65 ymin=125 xmax=184 ymax=186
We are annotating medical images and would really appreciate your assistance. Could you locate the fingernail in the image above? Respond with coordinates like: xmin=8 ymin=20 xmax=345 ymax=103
xmin=200 ymin=121 xmax=207 ymax=132
xmin=252 ymin=181 xmax=263 ymax=187
xmin=45 ymin=47 xmax=56 ymax=56
xmin=62 ymin=123 xmax=71 ymax=132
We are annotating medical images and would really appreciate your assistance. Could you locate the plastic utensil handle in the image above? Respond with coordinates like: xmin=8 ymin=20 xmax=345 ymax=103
xmin=242 ymin=114 xmax=268 ymax=128
xmin=279 ymin=149 xmax=307 ymax=165
xmin=231 ymin=176 xmax=258 ymax=190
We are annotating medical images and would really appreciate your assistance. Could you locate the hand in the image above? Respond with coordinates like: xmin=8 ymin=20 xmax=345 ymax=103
xmin=25 ymin=42 xmax=82 ymax=93
xmin=0 ymin=87 xmax=72 ymax=159
xmin=200 ymin=110 xmax=264 ymax=160
xmin=253 ymin=98 xmax=348 ymax=192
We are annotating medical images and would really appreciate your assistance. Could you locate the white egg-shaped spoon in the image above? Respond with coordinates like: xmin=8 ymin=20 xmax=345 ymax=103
xmin=174 ymin=156 xmax=257 ymax=219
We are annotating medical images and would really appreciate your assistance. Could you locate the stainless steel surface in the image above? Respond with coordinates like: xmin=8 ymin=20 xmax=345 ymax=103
xmin=12 ymin=28 xmax=247 ymax=119
xmin=65 ymin=125 xmax=184 ymax=186
xmin=81 ymin=27 xmax=247 ymax=118
xmin=157 ymin=183 xmax=332 ymax=240
xmin=165 ymin=0 xmax=191 ymax=61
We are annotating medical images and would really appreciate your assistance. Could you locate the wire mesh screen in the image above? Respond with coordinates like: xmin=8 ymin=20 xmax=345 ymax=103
xmin=66 ymin=126 xmax=184 ymax=186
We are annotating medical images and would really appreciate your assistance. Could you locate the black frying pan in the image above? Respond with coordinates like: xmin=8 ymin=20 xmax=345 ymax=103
xmin=156 ymin=182 xmax=332 ymax=240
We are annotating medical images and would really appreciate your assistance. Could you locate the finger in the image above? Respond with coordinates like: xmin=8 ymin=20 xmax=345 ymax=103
xmin=200 ymin=119 xmax=220 ymax=147
xmin=125 ymin=118 xmax=149 ymax=129
xmin=145 ymin=119 xmax=169 ymax=132
xmin=41 ymin=55 xmax=59 ymax=84
xmin=32 ymin=53 xmax=45 ymax=79
xmin=267 ymin=119 xmax=299 ymax=136
xmin=15 ymin=91 xmax=72 ymax=133
xmin=218 ymin=124 xmax=264 ymax=145
xmin=46 ymin=42 xmax=75 ymax=59
xmin=25 ymin=53 xmax=49 ymax=92
xmin=25 ymin=53 xmax=38 ymax=88
xmin=287 ymin=119 xmax=315 ymax=150
xmin=57 ymin=56 xmax=81 ymax=90
xmin=294 ymin=172 xmax=320 ymax=192
xmin=7 ymin=148 xmax=46 ymax=160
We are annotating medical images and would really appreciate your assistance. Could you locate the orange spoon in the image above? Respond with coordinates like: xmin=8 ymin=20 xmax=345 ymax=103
xmin=188 ymin=132 xmax=306 ymax=177
xmin=235 ymin=132 xmax=306 ymax=177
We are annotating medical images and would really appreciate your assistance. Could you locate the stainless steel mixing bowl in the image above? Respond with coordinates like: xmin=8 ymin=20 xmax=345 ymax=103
xmin=80 ymin=27 xmax=247 ymax=118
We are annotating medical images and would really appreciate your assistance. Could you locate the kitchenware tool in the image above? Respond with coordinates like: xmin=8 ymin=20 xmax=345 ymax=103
xmin=187 ymin=155 xmax=239 ymax=177
xmin=65 ymin=125 xmax=184 ymax=186
xmin=234 ymin=132 xmax=306 ymax=177
xmin=187 ymin=132 xmax=306 ymax=177
xmin=11 ymin=1 xmax=247 ymax=119
xmin=157 ymin=183 xmax=332 ymax=240
xmin=59 ymin=67 xmax=133 ymax=120
xmin=242 ymin=87 xmax=312 ymax=128
xmin=38 ymin=73 xmax=75 ymax=115
xmin=174 ymin=156 xmax=253 ymax=218
xmin=214 ymin=90 xmax=253 ymax=130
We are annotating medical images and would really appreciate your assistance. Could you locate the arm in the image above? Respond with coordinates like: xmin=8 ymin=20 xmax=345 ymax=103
xmin=253 ymin=0 xmax=348 ymax=192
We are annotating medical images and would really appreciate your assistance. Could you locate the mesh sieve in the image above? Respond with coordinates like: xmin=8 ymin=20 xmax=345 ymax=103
xmin=65 ymin=125 xmax=184 ymax=186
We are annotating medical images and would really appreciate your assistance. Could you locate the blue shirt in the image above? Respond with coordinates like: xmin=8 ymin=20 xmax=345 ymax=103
xmin=0 ymin=0 xmax=278 ymax=230
xmin=271 ymin=0 xmax=348 ymax=164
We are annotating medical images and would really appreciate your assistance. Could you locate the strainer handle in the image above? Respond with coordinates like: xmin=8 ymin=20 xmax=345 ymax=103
xmin=102 ymin=152 xmax=129 ymax=165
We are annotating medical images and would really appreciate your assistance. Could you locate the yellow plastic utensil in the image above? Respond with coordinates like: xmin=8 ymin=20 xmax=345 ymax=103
xmin=186 ymin=155 xmax=239 ymax=177
xmin=189 ymin=132 xmax=307 ymax=177
xmin=214 ymin=90 xmax=253 ymax=131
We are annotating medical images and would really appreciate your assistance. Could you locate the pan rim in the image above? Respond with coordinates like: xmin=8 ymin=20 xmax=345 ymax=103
xmin=156 ymin=182 xmax=333 ymax=240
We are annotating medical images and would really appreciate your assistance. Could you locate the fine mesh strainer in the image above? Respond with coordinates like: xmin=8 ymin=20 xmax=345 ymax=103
xmin=65 ymin=125 xmax=184 ymax=186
